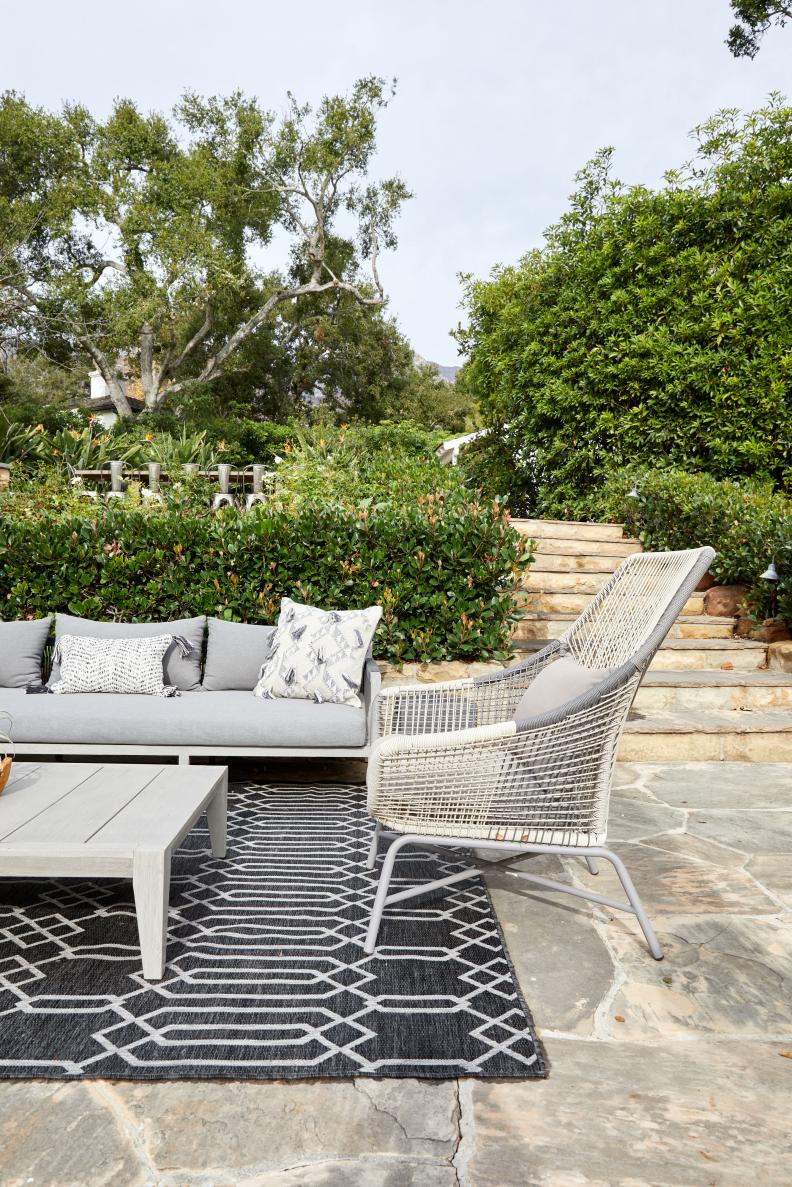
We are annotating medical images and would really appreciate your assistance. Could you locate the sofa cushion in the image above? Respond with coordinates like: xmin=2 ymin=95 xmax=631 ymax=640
xmin=254 ymin=597 xmax=381 ymax=708
xmin=51 ymin=614 xmax=206 ymax=691
xmin=0 ymin=618 xmax=51 ymax=688
xmin=51 ymin=634 xmax=180 ymax=697
xmin=0 ymin=688 xmax=366 ymax=749
xmin=202 ymin=619 xmax=276 ymax=691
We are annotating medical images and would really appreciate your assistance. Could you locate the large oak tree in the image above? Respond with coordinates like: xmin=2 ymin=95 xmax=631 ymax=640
xmin=0 ymin=78 xmax=409 ymax=419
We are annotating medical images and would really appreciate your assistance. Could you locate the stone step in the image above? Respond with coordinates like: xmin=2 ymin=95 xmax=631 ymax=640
xmin=648 ymin=638 xmax=767 ymax=671
xmin=533 ymin=537 xmax=643 ymax=558
xmin=513 ymin=610 xmax=724 ymax=642
xmin=529 ymin=553 xmax=626 ymax=574
xmin=515 ymin=592 xmax=706 ymax=616
xmin=618 ymin=708 xmax=792 ymax=763
xmin=636 ymin=670 xmax=792 ymax=712
xmin=511 ymin=518 xmax=631 ymax=543
xmin=522 ymin=568 xmax=623 ymax=594
xmin=666 ymin=617 xmax=735 ymax=641
xmin=512 ymin=636 xmax=768 ymax=671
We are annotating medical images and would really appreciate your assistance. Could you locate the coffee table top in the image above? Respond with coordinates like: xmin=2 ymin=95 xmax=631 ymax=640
xmin=0 ymin=762 xmax=227 ymax=856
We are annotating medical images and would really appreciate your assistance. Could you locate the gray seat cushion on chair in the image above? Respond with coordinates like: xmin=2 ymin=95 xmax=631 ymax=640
xmin=50 ymin=614 xmax=206 ymax=691
xmin=513 ymin=655 xmax=614 ymax=720
xmin=0 ymin=688 xmax=366 ymax=748
xmin=0 ymin=618 xmax=51 ymax=688
xmin=202 ymin=619 xmax=276 ymax=691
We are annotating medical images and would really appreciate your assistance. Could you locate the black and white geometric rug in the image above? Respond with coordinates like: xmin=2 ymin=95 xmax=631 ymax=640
xmin=0 ymin=783 xmax=547 ymax=1081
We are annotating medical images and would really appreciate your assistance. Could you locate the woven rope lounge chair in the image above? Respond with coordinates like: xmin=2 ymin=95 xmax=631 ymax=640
xmin=364 ymin=546 xmax=716 ymax=960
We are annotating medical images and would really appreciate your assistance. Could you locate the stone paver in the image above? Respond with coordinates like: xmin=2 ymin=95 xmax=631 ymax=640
xmin=746 ymin=854 xmax=792 ymax=908
xmin=578 ymin=838 xmax=779 ymax=914
xmin=0 ymin=1081 xmax=147 ymax=1187
xmin=0 ymin=761 xmax=790 ymax=1187
xmin=108 ymin=1078 xmax=459 ymax=1181
xmin=465 ymin=1039 xmax=792 ymax=1187
xmin=486 ymin=858 xmax=616 ymax=1036
xmin=647 ymin=761 xmax=792 ymax=808
xmin=607 ymin=914 xmax=792 ymax=1039
xmin=686 ymin=807 xmax=792 ymax=855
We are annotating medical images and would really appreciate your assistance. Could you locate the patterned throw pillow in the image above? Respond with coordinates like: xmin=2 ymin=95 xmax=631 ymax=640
xmin=253 ymin=598 xmax=382 ymax=708
xmin=50 ymin=634 xmax=187 ymax=697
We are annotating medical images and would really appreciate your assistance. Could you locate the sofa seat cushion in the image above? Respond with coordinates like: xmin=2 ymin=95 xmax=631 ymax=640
xmin=0 ymin=689 xmax=366 ymax=749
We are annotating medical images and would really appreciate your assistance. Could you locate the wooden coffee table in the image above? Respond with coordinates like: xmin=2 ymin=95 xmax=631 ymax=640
xmin=0 ymin=762 xmax=227 ymax=979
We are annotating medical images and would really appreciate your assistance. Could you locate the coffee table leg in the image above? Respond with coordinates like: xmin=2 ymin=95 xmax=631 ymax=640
xmin=132 ymin=847 xmax=170 ymax=980
xmin=206 ymin=770 xmax=228 ymax=859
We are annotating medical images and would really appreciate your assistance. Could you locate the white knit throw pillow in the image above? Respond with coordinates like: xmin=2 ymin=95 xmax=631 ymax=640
xmin=50 ymin=634 xmax=183 ymax=697
xmin=253 ymin=598 xmax=382 ymax=708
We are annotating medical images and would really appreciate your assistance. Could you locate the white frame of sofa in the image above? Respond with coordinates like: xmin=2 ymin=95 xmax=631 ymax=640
xmin=11 ymin=657 xmax=381 ymax=765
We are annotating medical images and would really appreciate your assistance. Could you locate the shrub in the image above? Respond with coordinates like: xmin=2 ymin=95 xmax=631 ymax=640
xmin=593 ymin=466 xmax=792 ymax=621
xmin=0 ymin=477 xmax=530 ymax=664
xmin=458 ymin=99 xmax=792 ymax=515
xmin=266 ymin=426 xmax=458 ymax=505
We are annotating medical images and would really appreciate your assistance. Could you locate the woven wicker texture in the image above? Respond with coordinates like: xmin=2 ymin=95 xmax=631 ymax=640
xmin=369 ymin=548 xmax=714 ymax=848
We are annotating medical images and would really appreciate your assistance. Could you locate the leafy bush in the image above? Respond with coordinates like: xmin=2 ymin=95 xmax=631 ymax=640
xmin=458 ymin=99 xmax=792 ymax=515
xmin=593 ymin=466 xmax=792 ymax=621
xmin=0 ymin=476 xmax=530 ymax=663
xmin=6 ymin=416 xmax=447 ymax=477
xmin=266 ymin=426 xmax=458 ymax=505
xmin=141 ymin=427 xmax=219 ymax=469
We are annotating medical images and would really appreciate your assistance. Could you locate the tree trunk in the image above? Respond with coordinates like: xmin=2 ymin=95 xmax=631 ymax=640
xmin=78 ymin=336 xmax=135 ymax=419
xmin=140 ymin=323 xmax=157 ymax=407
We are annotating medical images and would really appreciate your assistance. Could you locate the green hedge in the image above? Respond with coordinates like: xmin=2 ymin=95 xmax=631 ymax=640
xmin=0 ymin=484 xmax=530 ymax=664
xmin=457 ymin=101 xmax=792 ymax=515
xmin=593 ymin=467 xmax=792 ymax=623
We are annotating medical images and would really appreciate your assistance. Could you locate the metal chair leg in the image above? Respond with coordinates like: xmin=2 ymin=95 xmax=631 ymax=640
xmin=585 ymin=856 xmax=599 ymax=875
xmin=601 ymin=848 xmax=663 ymax=960
xmin=366 ymin=822 xmax=381 ymax=870
xmin=364 ymin=834 xmax=406 ymax=954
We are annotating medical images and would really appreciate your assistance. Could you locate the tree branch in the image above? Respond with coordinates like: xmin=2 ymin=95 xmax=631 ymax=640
xmin=154 ymin=298 xmax=214 ymax=400
xmin=140 ymin=322 xmax=155 ymax=404
xmin=83 ymin=259 xmax=127 ymax=290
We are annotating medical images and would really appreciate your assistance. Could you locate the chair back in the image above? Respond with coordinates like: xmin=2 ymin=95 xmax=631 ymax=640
xmin=561 ymin=547 xmax=716 ymax=673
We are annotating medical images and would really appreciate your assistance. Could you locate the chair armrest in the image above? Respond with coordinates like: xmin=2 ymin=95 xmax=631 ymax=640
xmin=362 ymin=655 xmax=382 ymax=745
xmin=373 ymin=642 xmax=562 ymax=738
xmin=367 ymin=667 xmax=640 ymax=844
xmin=366 ymin=719 xmax=518 ymax=814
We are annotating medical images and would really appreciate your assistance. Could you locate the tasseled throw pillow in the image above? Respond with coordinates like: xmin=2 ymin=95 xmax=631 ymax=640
xmin=253 ymin=598 xmax=382 ymax=708
xmin=49 ymin=634 xmax=192 ymax=697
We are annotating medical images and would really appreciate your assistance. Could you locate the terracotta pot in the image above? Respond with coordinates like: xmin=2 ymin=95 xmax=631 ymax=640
xmin=0 ymin=755 xmax=11 ymax=794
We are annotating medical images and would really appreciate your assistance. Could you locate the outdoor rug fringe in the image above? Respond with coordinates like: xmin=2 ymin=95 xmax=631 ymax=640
xmin=0 ymin=782 xmax=548 ymax=1081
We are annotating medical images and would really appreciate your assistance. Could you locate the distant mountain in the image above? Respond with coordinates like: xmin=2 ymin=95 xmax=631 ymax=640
xmin=413 ymin=352 xmax=459 ymax=384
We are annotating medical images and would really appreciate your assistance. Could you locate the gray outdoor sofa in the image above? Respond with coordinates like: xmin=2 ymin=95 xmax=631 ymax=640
xmin=0 ymin=614 xmax=381 ymax=763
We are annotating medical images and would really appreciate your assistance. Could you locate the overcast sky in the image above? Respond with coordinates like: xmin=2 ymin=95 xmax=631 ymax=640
xmin=3 ymin=1 xmax=790 ymax=363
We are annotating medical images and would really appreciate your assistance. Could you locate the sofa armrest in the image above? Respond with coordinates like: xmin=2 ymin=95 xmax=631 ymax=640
xmin=362 ymin=655 xmax=382 ymax=746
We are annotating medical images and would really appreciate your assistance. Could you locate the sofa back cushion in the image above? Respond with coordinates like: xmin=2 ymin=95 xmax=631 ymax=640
xmin=202 ymin=618 xmax=276 ymax=691
xmin=0 ymin=618 xmax=51 ymax=687
xmin=50 ymin=614 xmax=206 ymax=691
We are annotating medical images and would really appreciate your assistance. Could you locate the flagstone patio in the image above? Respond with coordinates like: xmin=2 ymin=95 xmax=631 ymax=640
xmin=1 ymin=761 xmax=790 ymax=1187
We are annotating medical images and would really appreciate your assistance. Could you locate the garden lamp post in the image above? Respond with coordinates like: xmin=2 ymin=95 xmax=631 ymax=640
xmin=761 ymin=560 xmax=779 ymax=619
